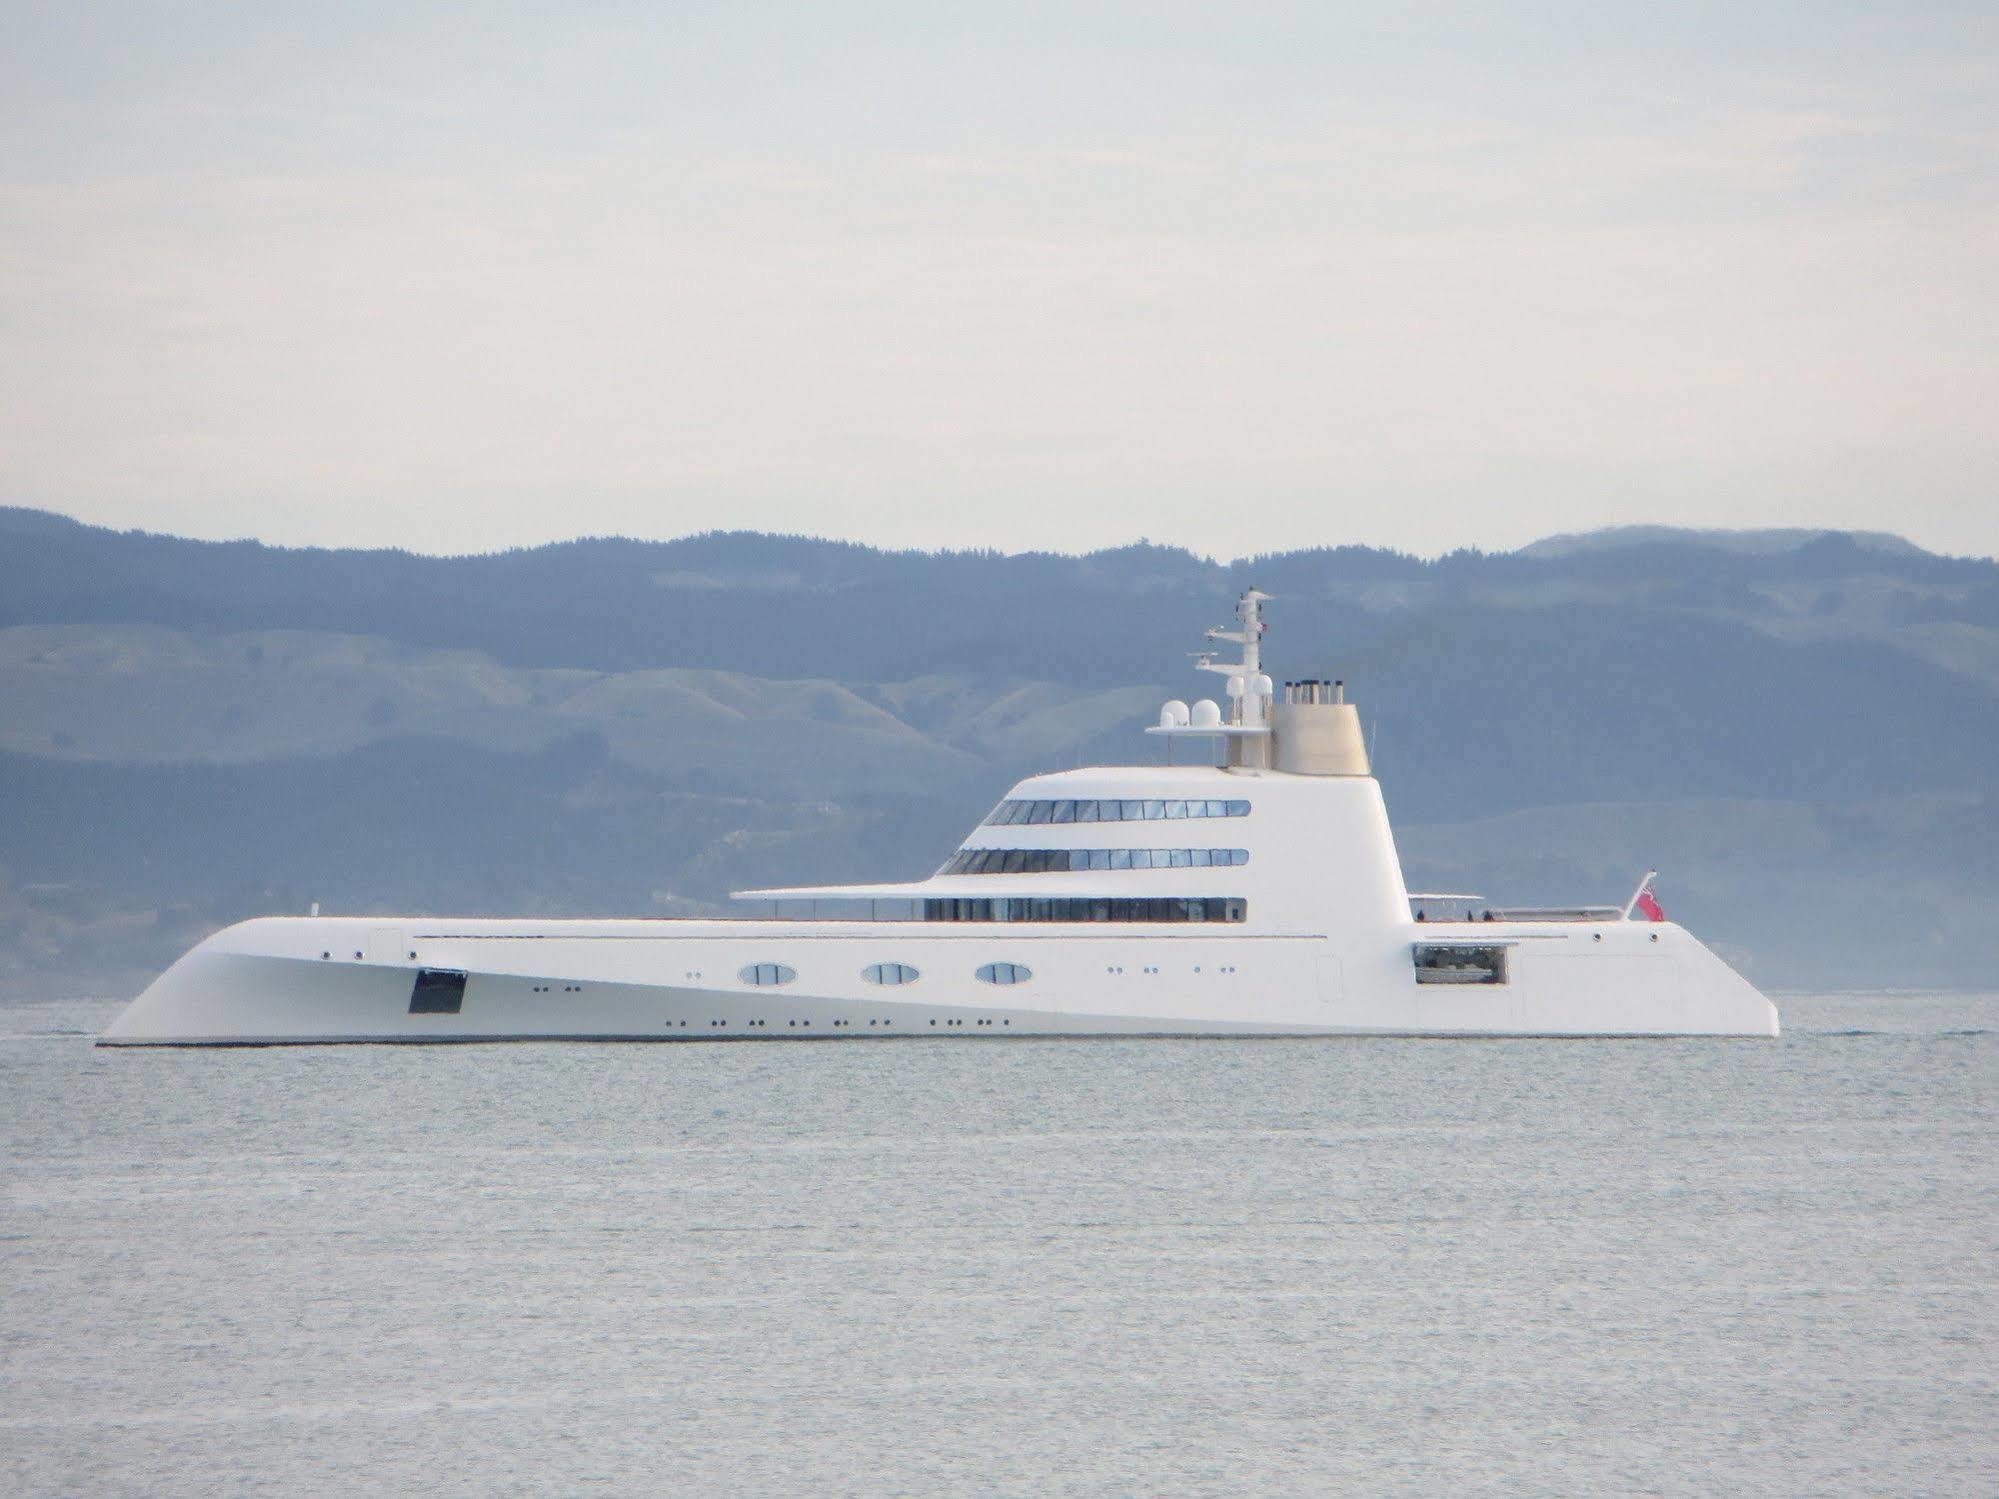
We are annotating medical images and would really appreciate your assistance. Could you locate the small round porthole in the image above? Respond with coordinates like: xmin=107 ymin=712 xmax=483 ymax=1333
xmin=739 ymin=963 xmax=797 ymax=987
xmin=863 ymin=962 xmax=920 ymax=986
xmin=976 ymin=962 xmax=1031 ymax=986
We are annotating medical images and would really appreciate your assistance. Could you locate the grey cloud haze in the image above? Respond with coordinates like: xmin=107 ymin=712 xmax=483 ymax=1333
xmin=2 ymin=2 xmax=1995 ymax=557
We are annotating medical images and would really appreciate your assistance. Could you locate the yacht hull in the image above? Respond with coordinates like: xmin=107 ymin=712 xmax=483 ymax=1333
xmin=99 ymin=915 xmax=1778 ymax=1045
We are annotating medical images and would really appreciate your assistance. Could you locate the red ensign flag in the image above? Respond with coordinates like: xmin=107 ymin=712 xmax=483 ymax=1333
xmin=1635 ymin=888 xmax=1665 ymax=922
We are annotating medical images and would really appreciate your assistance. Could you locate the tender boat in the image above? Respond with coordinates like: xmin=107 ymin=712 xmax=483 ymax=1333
xmin=100 ymin=590 xmax=1778 ymax=1044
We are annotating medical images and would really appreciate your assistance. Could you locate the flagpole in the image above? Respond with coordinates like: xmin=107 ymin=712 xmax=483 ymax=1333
xmin=1621 ymin=869 xmax=1659 ymax=920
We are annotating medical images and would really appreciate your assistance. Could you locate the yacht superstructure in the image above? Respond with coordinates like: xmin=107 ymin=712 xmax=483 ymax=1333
xmin=100 ymin=592 xmax=1778 ymax=1044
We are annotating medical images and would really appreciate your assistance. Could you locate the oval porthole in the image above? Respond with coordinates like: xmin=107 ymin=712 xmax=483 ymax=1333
xmin=738 ymin=962 xmax=797 ymax=986
xmin=863 ymin=962 xmax=920 ymax=986
xmin=975 ymin=962 xmax=1031 ymax=986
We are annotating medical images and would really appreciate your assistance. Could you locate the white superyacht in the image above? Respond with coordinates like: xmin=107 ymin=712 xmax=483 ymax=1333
xmin=100 ymin=591 xmax=1778 ymax=1044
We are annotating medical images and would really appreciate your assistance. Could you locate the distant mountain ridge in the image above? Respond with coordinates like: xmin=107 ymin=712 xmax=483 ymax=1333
xmin=1 ymin=506 xmax=1995 ymax=996
xmin=1518 ymin=524 xmax=1933 ymax=559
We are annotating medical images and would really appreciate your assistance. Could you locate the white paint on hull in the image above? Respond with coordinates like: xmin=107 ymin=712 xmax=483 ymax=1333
xmin=100 ymin=915 xmax=1777 ymax=1045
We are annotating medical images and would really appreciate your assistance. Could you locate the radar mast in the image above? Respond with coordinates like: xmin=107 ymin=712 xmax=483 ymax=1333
xmin=1148 ymin=588 xmax=1276 ymax=768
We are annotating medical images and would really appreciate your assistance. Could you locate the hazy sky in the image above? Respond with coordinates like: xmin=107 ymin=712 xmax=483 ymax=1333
xmin=3 ymin=2 xmax=1995 ymax=558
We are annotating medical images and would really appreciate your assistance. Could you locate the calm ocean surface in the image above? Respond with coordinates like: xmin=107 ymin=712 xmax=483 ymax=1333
xmin=4 ymin=993 xmax=1992 ymax=1496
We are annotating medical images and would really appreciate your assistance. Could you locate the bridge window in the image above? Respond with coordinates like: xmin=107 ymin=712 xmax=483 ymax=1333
xmin=983 ymin=798 xmax=1251 ymax=826
xmin=739 ymin=963 xmax=797 ymax=987
xmin=863 ymin=962 xmax=920 ymax=985
xmin=939 ymin=848 xmax=1249 ymax=876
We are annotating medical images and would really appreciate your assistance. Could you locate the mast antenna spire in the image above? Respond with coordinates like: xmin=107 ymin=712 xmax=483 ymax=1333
xmin=1149 ymin=588 xmax=1277 ymax=767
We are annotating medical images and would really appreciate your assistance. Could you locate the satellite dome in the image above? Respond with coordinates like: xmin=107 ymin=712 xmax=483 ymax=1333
xmin=1191 ymin=698 xmax=1223 ymax=728
xmin=1158 ymin=699 xmax=1191 ymax=729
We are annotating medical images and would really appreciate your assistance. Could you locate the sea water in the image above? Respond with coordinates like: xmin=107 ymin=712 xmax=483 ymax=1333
xmin=3 ymin=994 xmax=1992 ymax=1495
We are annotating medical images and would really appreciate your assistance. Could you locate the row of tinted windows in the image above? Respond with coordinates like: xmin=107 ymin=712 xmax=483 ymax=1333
xmin=923 ymin=897 xmax=1247 ymax=923
xmin=985 ymin=797 xmax=1250 ymax=826
xmin=941 ymin=847 xmax=1251 ymax=875
xmin=741 ymin=961 xmax=1029 ymax=986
